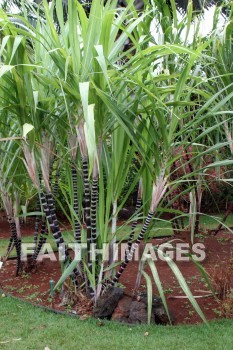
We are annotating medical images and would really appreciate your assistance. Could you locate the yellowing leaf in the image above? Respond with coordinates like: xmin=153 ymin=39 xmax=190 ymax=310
xmin=23 ymin=123 xmax=34 ymax=139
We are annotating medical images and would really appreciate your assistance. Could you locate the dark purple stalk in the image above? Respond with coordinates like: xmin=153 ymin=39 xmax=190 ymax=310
xmin=7 ymin=216 xmax=21 ymax=276
xmin=72 ymin=164 xmax=81 ymax=243
xmin=110 ymin=211 xmax=154 ymax=287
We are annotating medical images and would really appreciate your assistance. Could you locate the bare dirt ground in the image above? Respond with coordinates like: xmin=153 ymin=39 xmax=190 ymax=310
xmin=0 ymin=213 xmax=232 ymax=325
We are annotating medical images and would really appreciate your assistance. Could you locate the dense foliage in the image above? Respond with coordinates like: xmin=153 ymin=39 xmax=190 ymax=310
xmin=0 ymin=0 xmax=232 ymax=322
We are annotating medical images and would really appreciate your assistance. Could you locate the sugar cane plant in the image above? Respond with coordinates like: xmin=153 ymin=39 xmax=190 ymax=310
xmin=0 ymin=137 xmax=22 ymax=275
xmin=0 ymin=0 xmax=232 ymax=323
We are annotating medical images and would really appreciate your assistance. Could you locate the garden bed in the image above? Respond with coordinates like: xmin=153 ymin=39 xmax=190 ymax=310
xmin=1 ymin=222 xmax=232 ymax=325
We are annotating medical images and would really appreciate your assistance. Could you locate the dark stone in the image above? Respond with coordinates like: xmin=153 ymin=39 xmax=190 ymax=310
xmin=110 ymin=292 xmax=173 ymax=325
xmin=111 ymin=295 xmax=132 ymax=323
xmin=93 ymin=287 xmax=124 ymax=319
xmin=139 ymin=293 xmax=174 ymax=325
xmin=128 ymin=300 xmax=155 ymax=324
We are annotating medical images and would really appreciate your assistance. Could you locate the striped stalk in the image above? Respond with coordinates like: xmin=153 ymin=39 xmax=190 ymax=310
xmin=109 ymin=174 xmax=167 ymax=288
xmin=33 ymin=173 xmax=48 ymax=260
xmin=33 ymin=196 xmax=41 ymax=255
xmin=33 ymin=215 xmax=48 ymax=260
xmin=46 ymin=193 xmax=80 ymax=283
xmin=35 ymin=163 xmax=60 ymax=254
xmin=91 ymin=150 xmax=101 ymax=275
xmin=82 ymin=158 xmax=92 ymax=263
xmin=89 ymin=175 xmax=99 ymax=280
xmin=125 ymin=180 xmax=143 ymax=261
xmin=77 ymin=122 xmax=93 ymax=276
xmin=109 ymin=200 xmax=117 ymax=266
xmin=83 ymin=159 xmax=92 ymax=243
xmin=72 ymin=164 xmax=81 ymax=243
xmin=6 ymin=235 xmax=14 ymax=256
xmin=41 ymin=192 xmax=65 ymax=247
xmin=33 ymin=173 xmax=47 ymax=259
xmin=40 ymin=191 xmax=79 ymax=285
xmin=91 ymin=176 xmax=98 ymax=245
xmin=8 ymin=216 xmax=21 ymax=276
xmin=91 ymin=143 xmax=101 ymax=245
xmin=109 ymin=211 xmax=154 ymax=287
xmin=127 ymin=198 xmax=142 ymax=252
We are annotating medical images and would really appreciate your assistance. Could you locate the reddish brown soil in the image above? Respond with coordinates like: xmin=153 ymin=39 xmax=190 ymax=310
xmin=126 ymin=231 xmax=233 ymax=324
xmin=0 ymin=215 xmax=232 ymax=325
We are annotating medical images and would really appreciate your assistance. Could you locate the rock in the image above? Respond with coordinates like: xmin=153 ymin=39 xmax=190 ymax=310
xmin=111 ymin=295 xmax=132 ymax=322
xmin=139 ymin=293 xmax=173 ymax=325
xmin=110 ymin=291 xmax=173 ymax=325
xmin=128 ymin=300 xmax=155 ymax=324
xmin=153 ymin=304 xmax=173 ymax=325
xmin=93 ymin=287 xmax=124 ymax=319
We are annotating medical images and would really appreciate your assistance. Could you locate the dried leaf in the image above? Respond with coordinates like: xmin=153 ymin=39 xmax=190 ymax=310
xmin=80 ymin=314 xmax=89 ymax=321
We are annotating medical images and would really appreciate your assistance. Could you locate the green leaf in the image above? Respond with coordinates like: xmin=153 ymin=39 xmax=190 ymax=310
xmin=142 ymin=270 xmax=153 ymax=325
xmin=157 ymin=248 xmax=207 ymax=323
xmin=0 ymin=65 xmax=14 ymax=78
xmin=54 ymin=259 xmax=79 ymax=290
xmin=10 ymin=36 xmax=24 ymax=64
xmin=147 ymin=259 xmax=172 ymax=324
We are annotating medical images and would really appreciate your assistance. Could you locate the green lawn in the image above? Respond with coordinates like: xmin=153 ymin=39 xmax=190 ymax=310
xmin=0 ymin=297 xmax=232 ymax=350
xmin=199 ymin=213 xmax=233 ymax=231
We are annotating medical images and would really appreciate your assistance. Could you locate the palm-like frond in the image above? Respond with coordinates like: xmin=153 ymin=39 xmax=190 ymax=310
xmin=1 ymin=0 xmax=225 ymax=14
